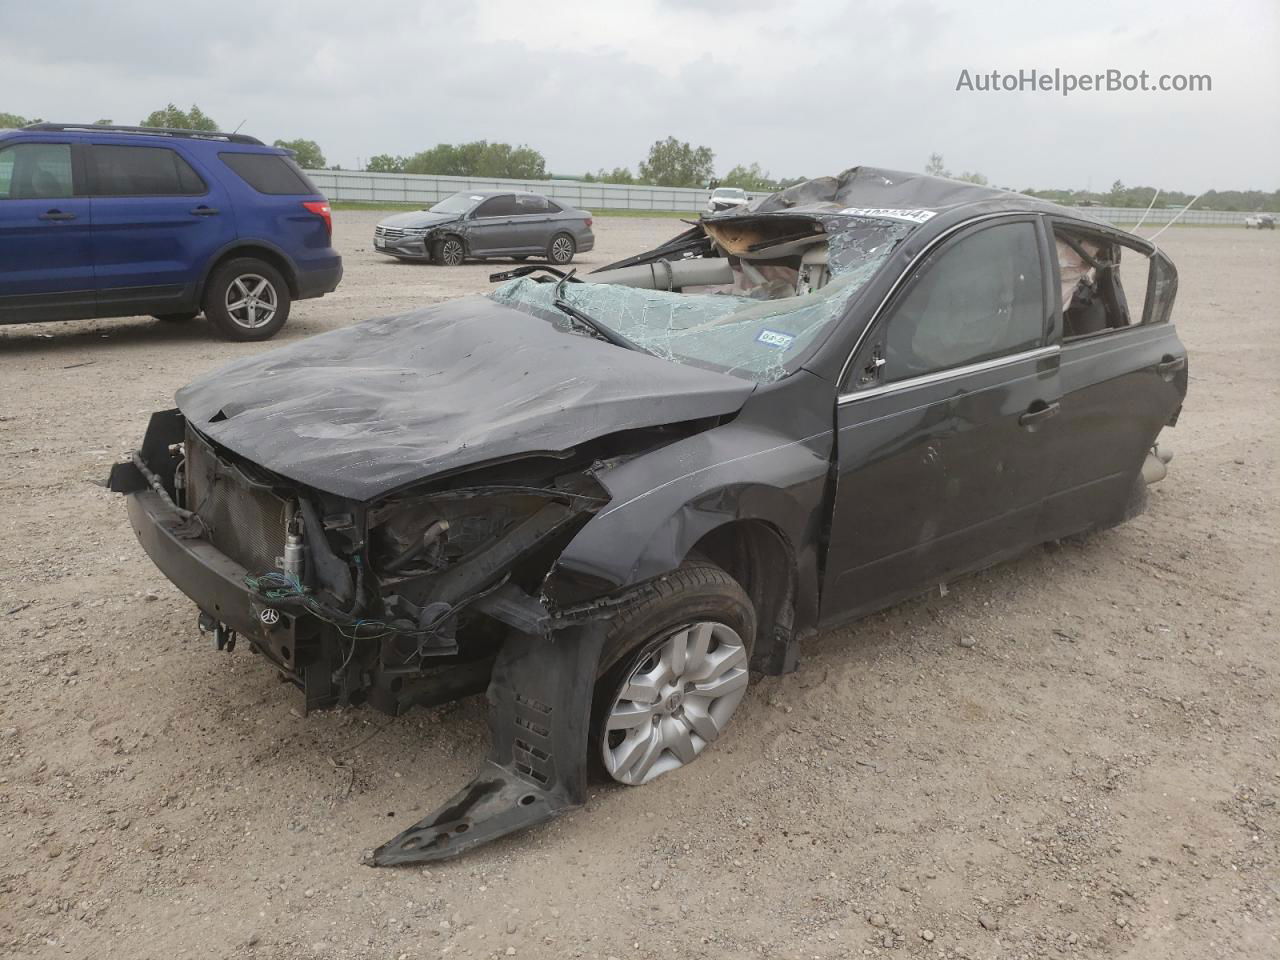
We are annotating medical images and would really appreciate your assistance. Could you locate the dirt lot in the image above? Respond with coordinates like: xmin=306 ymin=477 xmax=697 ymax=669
xmin=1 ymin=213 xmax=1277 ymax=960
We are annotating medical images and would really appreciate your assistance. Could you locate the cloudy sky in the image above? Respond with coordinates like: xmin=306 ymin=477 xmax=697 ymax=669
xmin=3 ymin=0 xmax=1276 ymax=191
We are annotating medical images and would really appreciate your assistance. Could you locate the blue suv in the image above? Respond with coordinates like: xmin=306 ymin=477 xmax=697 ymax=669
xmin=0 ymin=123 xmax=342 ymax=341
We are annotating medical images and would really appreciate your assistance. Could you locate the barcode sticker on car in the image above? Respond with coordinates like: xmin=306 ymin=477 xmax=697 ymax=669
xmin=757 ymin=329 xmax=795 ymax=349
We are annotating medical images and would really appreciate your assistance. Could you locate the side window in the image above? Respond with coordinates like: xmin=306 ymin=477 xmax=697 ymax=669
xmin=513 ymin=194 xmax=553 ymax=215
xmin=0 ymin=143 xmax=74 ymax=199
xmin=473 ymin=195 xmax=517 ymax=218
xmin=219 ymin=153 xmax=318 ymax=195
xmin=1055 ymin=226 xmax=1154 ymax=338
xmin=91 ymin=145 xmax=207 ymax=196
xmin=876 ymin=221 xmax=1045 ymax=384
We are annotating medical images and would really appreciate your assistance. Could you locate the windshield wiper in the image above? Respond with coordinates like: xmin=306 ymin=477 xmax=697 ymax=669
xmin=552 ymin=271 xmax=651 ymax=355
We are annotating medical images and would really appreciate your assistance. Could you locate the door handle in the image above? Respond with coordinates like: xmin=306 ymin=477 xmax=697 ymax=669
xmin=1018 ymin=400 xmax=1060 ymax=429
xmin=38 ymin=210 xmax=77 ymax=221
xmin=190 ymin=206 xmax=220 ymax=216
xmin=1156 ymin=354 xmax=1186 ymax=381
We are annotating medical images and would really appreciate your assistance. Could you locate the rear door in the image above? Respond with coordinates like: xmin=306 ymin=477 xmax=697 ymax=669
xmin=0 ymin=139 xmax=95 ymax=322
xmin=466 ymin=194 xmax=520 ymax=254
xmin=508 ymin=194 xmax=557 ymax=253
xmin=1037 ymin=220 xmax=1187 ymax=539
xmin=822 ymin=217 xmax=1061 ymax=622
xmin=87 ymin=143 xmax=235 ymax=317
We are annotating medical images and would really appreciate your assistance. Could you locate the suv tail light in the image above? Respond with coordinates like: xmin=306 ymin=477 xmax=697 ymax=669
xmin=584 ymin=216 xmax=593 ymax=228
xmin=302 ymin=200 xmax=332 ymax=238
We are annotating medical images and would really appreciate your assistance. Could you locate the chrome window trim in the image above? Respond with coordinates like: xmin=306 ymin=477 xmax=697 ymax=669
xmin=838 ymin=345 xmax=1059 ymax=405
xmin=835 ymin=212 xmax=1037 ymax=392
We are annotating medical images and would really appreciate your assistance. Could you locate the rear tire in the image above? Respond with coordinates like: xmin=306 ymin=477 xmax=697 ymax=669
xmin=547 ymin=232 xmax=576 ymax=265
xmin=590 ymin=562 xmax=755 ymax=786
xmin=203 ymin=258 xmax=290 ymax=342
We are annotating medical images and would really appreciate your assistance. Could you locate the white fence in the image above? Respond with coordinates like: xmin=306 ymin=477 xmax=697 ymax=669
xmin=308 ymin=170 xmax=714 ymax=212
xmin=308 ymin=170 xmax=1264 ymax=225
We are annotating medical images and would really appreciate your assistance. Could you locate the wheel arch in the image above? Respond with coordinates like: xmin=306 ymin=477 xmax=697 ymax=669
xmin=686 ymin=518 xmax=801 ymax=675
xmin=199 ymin=241 xmax=300 ymax=300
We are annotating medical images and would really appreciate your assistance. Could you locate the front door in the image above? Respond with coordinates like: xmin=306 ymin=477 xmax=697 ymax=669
xmin=822 ymin=217 xmax=1061 ymax=624
xmin=0 ymin=140 xmax=95 ymax=323
xmin=87 ymin=143 xmax=236 ymax=317
xmin=466 ymin=194 xmax=521 ymax=255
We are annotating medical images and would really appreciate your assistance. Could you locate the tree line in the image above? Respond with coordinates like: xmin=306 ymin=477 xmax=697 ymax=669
xmin=4 ymin=108 xmax=1277 ymax=211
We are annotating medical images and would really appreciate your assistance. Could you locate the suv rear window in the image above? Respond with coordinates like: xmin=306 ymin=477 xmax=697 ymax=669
xmin=220 ymin=153 xmax=318 ymax=195
xmin=91 ymin=145 xmax=206 ymax=196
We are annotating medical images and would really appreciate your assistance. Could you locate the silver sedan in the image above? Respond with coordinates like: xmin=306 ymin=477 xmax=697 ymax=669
xmin=373 ymin=190 xmax=596 ymax=266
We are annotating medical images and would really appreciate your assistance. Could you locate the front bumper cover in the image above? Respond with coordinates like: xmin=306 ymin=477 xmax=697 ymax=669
xmin=113 ymin=416 xmax=610 ymax=865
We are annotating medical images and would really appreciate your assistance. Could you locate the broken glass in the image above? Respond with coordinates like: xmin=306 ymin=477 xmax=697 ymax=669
xmin=490 ymin=217 xmax=909 ymax=383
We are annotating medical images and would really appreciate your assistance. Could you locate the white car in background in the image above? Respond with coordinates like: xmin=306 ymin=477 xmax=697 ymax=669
xmin=1244 ymin=214 xmax=1275 ymax=229
xmin=705 ymin=186 xmax=749 ymax=213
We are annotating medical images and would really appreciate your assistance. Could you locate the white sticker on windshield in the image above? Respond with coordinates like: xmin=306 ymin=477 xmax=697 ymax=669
xmin=837 ymin=207 xmax=937 ymax=224
xmin=756 ymin=329 xmax=795 ymax=349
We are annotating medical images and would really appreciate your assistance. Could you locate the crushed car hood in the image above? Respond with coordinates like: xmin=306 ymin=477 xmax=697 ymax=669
xmin=377 ymin=210 xmax=462 ymax=229
xmin=175 ymin=297 xmax=756 ymax=501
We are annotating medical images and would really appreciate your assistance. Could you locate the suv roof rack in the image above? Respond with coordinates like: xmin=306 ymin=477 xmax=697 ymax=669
xmin=22 ymin=123 xmax=265 ymax=146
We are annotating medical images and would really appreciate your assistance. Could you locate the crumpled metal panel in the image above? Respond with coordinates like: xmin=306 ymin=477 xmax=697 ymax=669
xmin=175 ymin=297 xmax=755 ymax=501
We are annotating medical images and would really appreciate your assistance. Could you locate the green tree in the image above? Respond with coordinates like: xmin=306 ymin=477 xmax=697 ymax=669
xmin=140 ymin=103 xmax=219 ymax=131
xmin=720 ymin=162 xmax=776 ymax=192
xmin=955 ymin=171 xmax=988 ymax=185
xmin=399 ymin=141 xmax=547 ymax=179
xmin=924 ymin=152 xmax=950 ymax=177
xmin=584 ymin=166 xmax=636 ymax=184
xmin=638 ymin=137 xmax=715 ymax=187
xmin=1 ymin=112 xmax=40 ymax=128
xmin=367 ymin=154 xmax=407 ymax=173
xmin=273 ymin=138 xmax=326 ymax=169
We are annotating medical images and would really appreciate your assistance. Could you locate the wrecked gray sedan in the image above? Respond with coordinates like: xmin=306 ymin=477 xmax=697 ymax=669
xmin=109 ymin=167 xmax=1187 ymax=864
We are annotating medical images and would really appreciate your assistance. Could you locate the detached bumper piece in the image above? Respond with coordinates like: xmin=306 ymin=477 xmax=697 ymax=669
xmin=369 ymin=612 xmax=608 ymax=865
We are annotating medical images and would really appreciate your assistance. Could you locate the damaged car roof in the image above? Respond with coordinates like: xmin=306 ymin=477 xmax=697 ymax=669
xmin=723 ymin=165 xmax=1099 ymax=226
xmin=175 ymin=297 xmax=755 ymax=500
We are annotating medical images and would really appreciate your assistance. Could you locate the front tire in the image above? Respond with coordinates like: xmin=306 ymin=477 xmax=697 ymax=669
xmin=547 ymin=232 xmax=576 ymax=265
xmin=591 ymin=562 xmax=755 ymax=786
xmin=432 ymin=236 xmax=465 ymax=266
xmin=203 ymin=258 xmax=290 ymax=341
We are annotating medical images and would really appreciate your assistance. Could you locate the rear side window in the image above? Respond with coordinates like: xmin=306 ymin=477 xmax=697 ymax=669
xmin=880 ymin=221 xmax=1045 ymax=383
xmin=1054 ymin=225 xmax=1164 ymax=338
xmin=0 ymin=142 xmax=74 ymax=199
xmin=220 ymin=152 xmax=318 ymax=195
xmin=91 ymin=145 xmax=206 ymax=196
xmin=513 ymin=194 xmax=557 ymax=214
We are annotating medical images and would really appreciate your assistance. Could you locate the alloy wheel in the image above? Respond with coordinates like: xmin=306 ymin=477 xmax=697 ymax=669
xmin=602 ymin=620 xmax=749 ymax=785
xmin=225 ymin=274 xmax=278 ymax=330
xmin=440 ymin=239 xmax=464 ymax=266
xmin=550 ymin=235 xmax=574 ymax=263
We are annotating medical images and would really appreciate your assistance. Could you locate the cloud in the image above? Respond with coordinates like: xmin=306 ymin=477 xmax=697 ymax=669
xmin=1 ymin=0 xmax=1275 ymax=190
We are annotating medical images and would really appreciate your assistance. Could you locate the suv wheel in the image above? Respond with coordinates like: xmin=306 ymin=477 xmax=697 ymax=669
xmin=591 ymin=562 xmax=755 ymax=786
xmin=547 ymin=232 xmax=576 ymax=265
xmin=432 ymin=237 xmax=465 ymax=266
xmin=204 ymin=258 xmax=291 ymax=341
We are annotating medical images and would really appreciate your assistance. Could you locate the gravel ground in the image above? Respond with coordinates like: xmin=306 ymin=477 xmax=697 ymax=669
xmin=0 ymin=213 xmax=1277 ymax=960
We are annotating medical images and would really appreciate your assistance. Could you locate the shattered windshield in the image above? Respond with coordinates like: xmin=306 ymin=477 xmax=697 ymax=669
xmin=489 ymin=217 xmax=908 ymax=383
